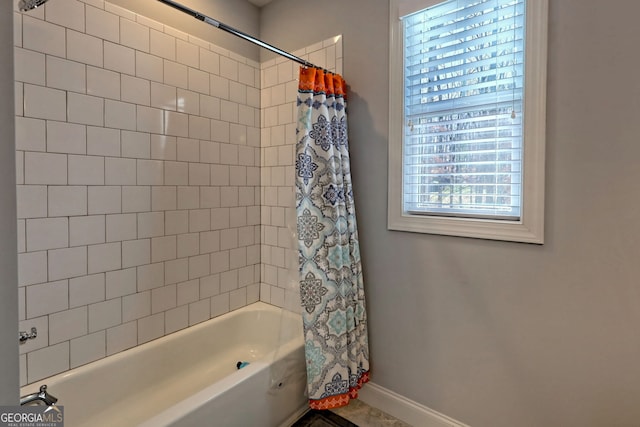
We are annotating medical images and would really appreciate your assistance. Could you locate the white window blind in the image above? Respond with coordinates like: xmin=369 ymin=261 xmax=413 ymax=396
xmin=403 ymin=0 xmax=525 ymax=219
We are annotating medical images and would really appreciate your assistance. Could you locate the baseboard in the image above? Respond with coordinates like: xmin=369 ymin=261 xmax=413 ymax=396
xmin=358 ymin=382 xmax=469 ymax=427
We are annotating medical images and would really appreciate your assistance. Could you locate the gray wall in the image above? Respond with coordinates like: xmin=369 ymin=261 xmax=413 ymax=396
xmin=0 ymin=1 xmax=19 ymax=404
xmin=261 ymin=1 xmax=640 ymax=426
xmin=109 ymin=0 xmax=261 ymax=61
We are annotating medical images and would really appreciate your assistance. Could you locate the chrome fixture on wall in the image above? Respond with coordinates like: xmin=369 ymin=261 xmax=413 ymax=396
xmin=20 ymin=385 xmax=58 ymax=406
xmin=19 ymin=327 xmax=37 ymax=344
xmin=18 ymin=0 xmax=49 ymax=12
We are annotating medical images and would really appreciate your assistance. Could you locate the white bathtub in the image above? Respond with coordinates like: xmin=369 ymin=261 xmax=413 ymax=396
xmin=20 ymin=302 xmax=308 ymax=427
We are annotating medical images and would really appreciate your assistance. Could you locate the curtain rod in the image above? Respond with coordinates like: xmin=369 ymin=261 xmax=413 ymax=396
xmin=156 ymin=0 xmax=324 ymax=71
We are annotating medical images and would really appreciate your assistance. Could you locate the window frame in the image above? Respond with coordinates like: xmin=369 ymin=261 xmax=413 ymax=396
xmin=388 ymin=0 xmax=548 ymax=244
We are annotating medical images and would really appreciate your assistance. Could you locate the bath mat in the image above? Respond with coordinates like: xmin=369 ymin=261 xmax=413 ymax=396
xmin=291 ymin=409 xmax=358 ymax=427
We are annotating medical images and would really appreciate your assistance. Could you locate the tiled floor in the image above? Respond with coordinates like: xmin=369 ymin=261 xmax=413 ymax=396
xmin=330 ymin=399 xmax=412 ymax=427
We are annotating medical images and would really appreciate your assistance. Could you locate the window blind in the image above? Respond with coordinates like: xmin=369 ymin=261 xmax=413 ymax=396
xmin=402 ymin=0 xmax=525 ymax=219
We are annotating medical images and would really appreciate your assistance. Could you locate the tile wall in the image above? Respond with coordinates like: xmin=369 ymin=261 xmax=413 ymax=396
xmin=15 ymin=0 xmax=262 ymax=385
xmin=259 ymin=37 xmax=343 ymax=313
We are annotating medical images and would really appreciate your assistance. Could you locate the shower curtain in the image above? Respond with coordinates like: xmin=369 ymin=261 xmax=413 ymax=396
xmin=295 ymin=67 xmax=370 ymax=410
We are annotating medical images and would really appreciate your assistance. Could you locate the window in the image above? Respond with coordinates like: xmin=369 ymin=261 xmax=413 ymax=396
xmin=388 ymin=0 xmax=547 ymax=243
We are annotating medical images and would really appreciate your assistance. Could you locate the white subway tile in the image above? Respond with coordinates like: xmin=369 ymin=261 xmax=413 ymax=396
xmin=46 ymin=0 xmax=84 ymax=29
xmin=106 ymin=321 xmax=137 ymax=356
xmin=87 ymin=126 xmax=120 ymax=157
xmin=122 ymin=186 xmax=151 ymax=213
xmin=188 ymin=68 xmax=209 ymax=94
xmin=164 ymin=61 xmax=187 ymax=89
xmin=26 ymin=279 xmax=68 ymax=318
xmin=104 ymin=3 xmax=135 ymax=20
xmin=176 ymin=39 xmax=198 ymax=68
xmin=67 ymin=29 xmax=103 ymax=67
xmin=16 ymin=185 xmax=47 ymax=219
xmin=210 ymin=251 xmax=229 ymax=274
xmin=210 ymin=164 xmax=229 ymax=186
xmin=177 ymin=186 xmax=199 ymax=210
xmin=220 ymin=100 xmax=239 ymax=123
xmin=69 ymin=155 xmax=104 ymax=185
xmin=189 ymin=116 xmax=210 ymax=140
xmin=189 ymin=254 xmax=210 ymax=280
xmin=88 ymin=186 xmax=121 ymax=214
xmin=151 ymin=186 xmax=177 ymax=211
xmin=69 ymin=215 xmax=105 ymax=247
xmin=151 ymin=135 xmax=177 ymax=161
xmin=200 ymin=187 xmax=219 ymax=209
xmin=165 ymin=210 xmax=188 ymax=235
xmin=106 ymin=213 xmax=137 ymax=242
xmin=151 ymin=284 xmax=176 ymax=314
xmin=24 ymin=84 xmax=66 ymax=121
xmin=137 ymin=106 xmax=164 ymax=134
xmin=69 ymin=273 xmax=105 ymax=308
xmin=177 ymin=88 xmax=199 ymax=115
xmin=199 ymin=95 xmax=220 ymax=121
xmin=220 ymin=56 xmax=238 ymax=81
xmin=137 ymin=211 xmax=164 ymax=238
xmin=177 ymin=233 xmax=199 ymax=258
xmin=46 ymin=56 xmax=86 ymax=93
xmin=229 ymin=288 xmax=246 ymax=311
xmin=189 ymin=163 xmax=210 ymax=186
xmin=22 ymin=15 xmax=65 ymax=57
xmin=18 ymin=251 xmax=47 ymax=287
xmin=165 ymin=305 xmax=188 ymax=334
xmin=82 ymin=242 xmax=117 ymax=275
xmin=137 ymin=52 xmax=163 ymax=83
xmin=151 ymin=82 xmax=177 ymax=111
xmin=211 ymin=293 xmax=229 ymax=317
xmin=211 ymin=121 xmax=230 ymax=145
xmin=200 ymin=274 xmax=220 ymax=298
xmin=86 ymin=5 xmax=119 ymax=42
xmin=137 ymin=312 xmax=164 ymax=344
xmin=27 ymin=342 xmax=69 ymax=384
xmin=164 ymin=258 xmax=188 ymax=285
xmin=151 ymin=235 xmax=176 ymax=263
xmin=120 ymin=17 xmax=149 ymax=52
xmin=121 ymin=75 xmax=151 ymax=106
xmin=47 ymin=121 xmax=86 ymax=154
xmin=177 ymin=279 xmax=199 ymax=306
xmin=26 ymin=217 xmax=68 ymax=251
xmin=210 ymin=208 xmax=230 ymax=230
xmin=137 ymin=159 xmax=164 ymax=185
xmin=122 ymin=238 xmax=151 ymax=268
xmin=189 ymin=209 xmax=210 ymax=233
xmin=105 ymin=99 xmax=136 ymax=130
xmin=164 ymin=110 xmax=189 ymax=137
xmin=199 ymin=230 xmax=219 ymax=254
xmin=122 ymin=131 xmax=151 ymax=159
xmin=105 ymin=157 xmax=136 ymax=185
xmin=89 ymin=298 xmax=121 ymax=332
xmin=15 ymin=117 xmax=45 ymax=152
xmin=17 ymin=220 xmax=26 ymax=254
xmin=220 ymin=187 xmax=238 ymax=208
xmin=48 ymin=186 xmax=87 ymax=217
xmin=238 ymin=63 xmax=255 ymax=87
xmin=220 ymin=143 xmax=238 ymax=165
xmin=200 ymin=49 xmax=219 ymax=74
xmin=68 ymin=92 xmax=104 ymax=126
xmin=49 ymin=306 xmax=88 ymax=345
xmin=14 ymin=48 xmax=45 ymax=85
xmin=164 ymin=161 xmax=188 ymax=186
xmin=104 ymin=42 xmax=135 ymax=75
xmin=150 ymin=29 xmax=175 ymax=61
xmin=49 ymin=246 xmax=87 ymax=281
xmin=122 ymin=291 xmax=151 ymax=322
xmin=229 ymin=81 xmax=246 ymax=104
xmin=106 ymin=267 xmax=136 ymax=299
xmin=70 ymin=330 xmax=105 ymax=368
xmin=87 ymin=66 xmax=120 ymax=100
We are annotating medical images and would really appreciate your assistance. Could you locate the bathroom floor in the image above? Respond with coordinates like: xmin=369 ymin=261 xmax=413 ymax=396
xmin=292 ymin=399 xmax=412 ymax=427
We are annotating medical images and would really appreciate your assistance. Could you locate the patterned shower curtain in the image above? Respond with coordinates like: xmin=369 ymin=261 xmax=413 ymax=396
xmin=295 ymin=67 xmax=370 ymax=410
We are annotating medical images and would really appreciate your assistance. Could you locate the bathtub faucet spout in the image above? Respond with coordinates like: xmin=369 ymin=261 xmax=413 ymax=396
xmin=20 ymin=385 xmax=58 ymax=406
